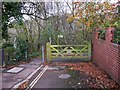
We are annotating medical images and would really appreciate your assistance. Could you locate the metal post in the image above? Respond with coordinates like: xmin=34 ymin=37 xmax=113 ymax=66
xmin=42 ymin=46 xmax=44 ymax=63
xmin=2 ymin=49 xmax=5 ymax=67
xmin=44 ymin=44 xmax=47 ymax=64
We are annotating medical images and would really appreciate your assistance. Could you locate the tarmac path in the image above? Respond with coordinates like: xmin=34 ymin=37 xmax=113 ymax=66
xmin=32 ymin=70 xmax=72 ymax=89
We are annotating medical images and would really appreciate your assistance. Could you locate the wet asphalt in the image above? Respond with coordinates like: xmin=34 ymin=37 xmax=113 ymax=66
xmin=32 ymin=70 xmax=72 ymax=89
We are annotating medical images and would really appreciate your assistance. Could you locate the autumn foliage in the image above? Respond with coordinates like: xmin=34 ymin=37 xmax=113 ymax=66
xmin=67 ymin=2 xmax=119 ymax=29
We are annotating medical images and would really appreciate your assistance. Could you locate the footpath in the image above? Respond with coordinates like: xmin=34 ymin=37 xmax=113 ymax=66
xmin=2 ymin=58 xmax=43 ymax=89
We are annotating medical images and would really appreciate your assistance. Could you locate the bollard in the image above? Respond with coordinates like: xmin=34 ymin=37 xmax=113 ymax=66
xmin=2 ymin=49 xmax=5 ymax=67
xmin=42 ymin=46 xmax=44 ymax=63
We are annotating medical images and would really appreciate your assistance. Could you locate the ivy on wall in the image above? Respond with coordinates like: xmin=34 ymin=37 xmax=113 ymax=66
xmin=113 ymin=27 xmax=120 ymax=45
xmin=97 ymin=29 xmax=106 ymax=40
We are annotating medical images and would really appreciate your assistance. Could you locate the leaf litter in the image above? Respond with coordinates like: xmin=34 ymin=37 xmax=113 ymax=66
xmin=49 ymin=62 xmax=120 ymax=89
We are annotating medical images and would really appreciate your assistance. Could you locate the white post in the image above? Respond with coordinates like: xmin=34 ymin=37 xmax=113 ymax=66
xmin=25 ymin=52 xmax=27 ymax=59
xmin=14 ymin=36 xmax=17 ymax=48
xmin=42 ymin=46 xmax=44 ymax=63
xmin=58 ymin=35 xmax=63 ymax=45
xmin=13 ymin=36 xmax=17 ymax=61
xmin=49 ymin=38 xmax=51 ymax=44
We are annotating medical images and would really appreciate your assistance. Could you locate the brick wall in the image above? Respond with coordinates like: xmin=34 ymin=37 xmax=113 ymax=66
xmin=92 ymin=27 xmax=120 ymax=85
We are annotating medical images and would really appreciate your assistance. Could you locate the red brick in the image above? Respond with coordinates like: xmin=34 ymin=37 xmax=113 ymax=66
xmin=92 ymin=28 xmax=120 ymax=85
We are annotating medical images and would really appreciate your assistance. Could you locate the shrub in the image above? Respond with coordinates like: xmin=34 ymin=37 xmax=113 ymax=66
xmin=2 ymin=42 xmax=15 ymax=65
xmin=98 ymin=29 xmax=106 ymax=40
xmin=2 ymin=42 xmax=14 ymax=48
xmin=15 ymin=38 xmax=30 ymax=61
xmin=30 ymin=51 xmax=40 ymax=58
xmin=113 ymin=27 xmax=120 ymax=45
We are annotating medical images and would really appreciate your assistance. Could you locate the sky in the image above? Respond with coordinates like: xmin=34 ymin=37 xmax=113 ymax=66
xmin=2 ymin=0 xmax=118 ymax=2
xmin=22 ymin=0 xmax=118 ymax=3
xmin=22 ymin=0 xmax=119 ymax=20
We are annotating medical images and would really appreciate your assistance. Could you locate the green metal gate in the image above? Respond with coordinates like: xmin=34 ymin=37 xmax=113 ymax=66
xmin=46 ymin=42 xmax=91 ymax=61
